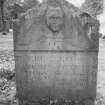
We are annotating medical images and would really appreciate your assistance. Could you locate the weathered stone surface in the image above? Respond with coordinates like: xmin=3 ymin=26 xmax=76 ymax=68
xmin=13 ymin=0 xmax=99 ymax=104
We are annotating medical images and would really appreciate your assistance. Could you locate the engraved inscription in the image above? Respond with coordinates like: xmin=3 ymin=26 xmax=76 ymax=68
xmin=19 ymin=53 xmax=97 ymax=90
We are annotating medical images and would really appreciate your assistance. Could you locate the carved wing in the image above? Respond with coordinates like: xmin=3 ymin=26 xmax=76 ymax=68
xmin=13 ymin=2 xmax=48 ymax=50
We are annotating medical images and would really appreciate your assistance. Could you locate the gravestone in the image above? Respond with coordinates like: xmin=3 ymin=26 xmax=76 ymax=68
xmin=13 ymin=0 xmax=99 ymax=105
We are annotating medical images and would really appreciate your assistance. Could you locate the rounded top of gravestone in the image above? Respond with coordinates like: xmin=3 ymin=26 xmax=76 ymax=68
xmin=44 ymin=0 xmax=81 ymax=17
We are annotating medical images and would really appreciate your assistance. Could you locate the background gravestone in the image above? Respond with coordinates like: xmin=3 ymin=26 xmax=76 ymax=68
xmin=13 ymin=0 xmax=99 ymax=105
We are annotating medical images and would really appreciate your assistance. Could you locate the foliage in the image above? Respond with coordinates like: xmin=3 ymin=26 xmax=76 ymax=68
xmin=0 ymin=51 xmax=15 ymax=74
xmin=81 ymin=0 xmax=104 ymax=17
xmin=0 ymin=51 xmax=16 ymax=105
xmin=7 ymin=0 xmax=39 ymax=11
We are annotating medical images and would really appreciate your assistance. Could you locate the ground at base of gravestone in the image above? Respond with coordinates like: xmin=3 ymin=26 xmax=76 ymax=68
xmin=0 ymin=33 xmax=105 ymax=105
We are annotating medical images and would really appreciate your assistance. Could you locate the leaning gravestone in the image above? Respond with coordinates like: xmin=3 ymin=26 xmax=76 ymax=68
xmin=13 ymin=0 xmax=99 ymax=105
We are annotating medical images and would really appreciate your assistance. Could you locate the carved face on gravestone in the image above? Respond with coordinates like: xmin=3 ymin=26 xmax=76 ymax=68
xmin=46 ymin=6 xmax=64 ymax=32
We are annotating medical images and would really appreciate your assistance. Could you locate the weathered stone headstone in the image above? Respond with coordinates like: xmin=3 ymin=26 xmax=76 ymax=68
xmin=13 ymin=0 xmax=99 ymax=105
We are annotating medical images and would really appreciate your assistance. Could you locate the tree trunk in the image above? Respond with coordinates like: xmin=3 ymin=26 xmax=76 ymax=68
xmin=1 ymin=0 xmax=5 ymax=33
